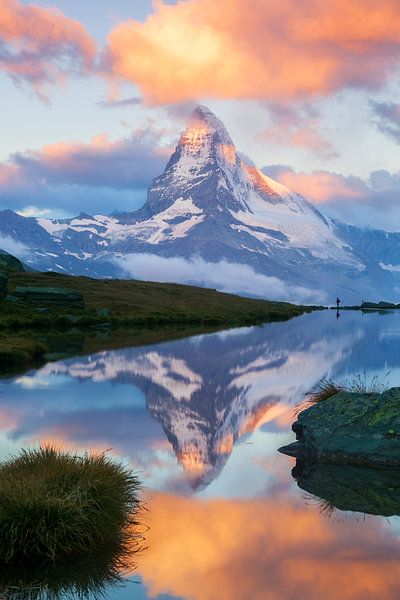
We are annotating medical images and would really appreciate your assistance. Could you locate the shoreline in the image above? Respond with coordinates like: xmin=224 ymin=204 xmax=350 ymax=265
xmin=0 ymin=270 xmax=317 ymax=375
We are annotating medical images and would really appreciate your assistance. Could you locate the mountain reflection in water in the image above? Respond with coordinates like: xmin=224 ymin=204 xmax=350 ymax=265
xmin=2 ymin=310 xmax=400 ymax=599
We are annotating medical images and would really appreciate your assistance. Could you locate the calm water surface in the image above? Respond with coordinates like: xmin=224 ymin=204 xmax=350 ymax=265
xmin=2 ymin=310 xmax=400 ymax=600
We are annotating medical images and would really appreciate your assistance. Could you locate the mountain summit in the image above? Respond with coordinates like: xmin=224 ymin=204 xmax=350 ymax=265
xmin=1 ymin=106 xmax=400 ymax=302
xmin=133 ymin=105 xmax=360 ymax=271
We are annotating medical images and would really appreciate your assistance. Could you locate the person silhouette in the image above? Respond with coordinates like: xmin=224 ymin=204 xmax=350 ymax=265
xmin=336 ymin=297 xmax=341 ymax=309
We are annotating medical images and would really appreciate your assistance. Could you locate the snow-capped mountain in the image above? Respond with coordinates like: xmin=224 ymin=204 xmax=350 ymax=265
xmin=1 ymin=105 xmax=400 ymax=303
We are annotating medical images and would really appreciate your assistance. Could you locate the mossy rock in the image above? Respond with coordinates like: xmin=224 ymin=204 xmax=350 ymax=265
xmin=280 ymin=387 xmax=400 ymax=466
xmin=12 ymin=287 xmax=85 ymax=310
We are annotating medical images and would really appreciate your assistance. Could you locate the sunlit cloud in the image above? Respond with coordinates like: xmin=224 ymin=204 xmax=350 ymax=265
xmin=106 ymin=0 xmax=400 ymax=105
xmin=0 ymin=0 xmax=96 ymax=100
xmin=16 ymin=206 xmax=52 ymax=218
xmin=264 ymin=166 xmax=366 ymax=205
xmin=9 ymin=129 xmax=169 ymax=189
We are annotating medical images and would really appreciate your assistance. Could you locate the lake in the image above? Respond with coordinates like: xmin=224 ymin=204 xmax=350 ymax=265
xmin=2 ymin=309 xmax=400 ymax=600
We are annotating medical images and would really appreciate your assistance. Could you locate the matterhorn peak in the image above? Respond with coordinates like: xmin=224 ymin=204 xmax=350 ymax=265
xmin=187 ymin=105 xmax=234 ymax=145
xmin=177 ymin=105 xmax=236 ymax=163
xmin=144 ymin=104 xmax=246 ymax=215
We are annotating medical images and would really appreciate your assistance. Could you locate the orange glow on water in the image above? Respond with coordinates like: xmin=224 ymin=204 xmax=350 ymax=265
xmin=134 ymin=491 xmax=400 ymax=600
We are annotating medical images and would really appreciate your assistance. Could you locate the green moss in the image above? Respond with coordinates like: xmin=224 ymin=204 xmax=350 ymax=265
xmin=0 ymin=252 xmax=25 ymax=272
xmin=293 ymin=387 xmax=400 ymax=466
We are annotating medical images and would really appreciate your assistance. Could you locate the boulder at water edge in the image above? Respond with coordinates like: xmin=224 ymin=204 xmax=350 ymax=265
xmin=279 ymin=387 xmax=400 ymax=466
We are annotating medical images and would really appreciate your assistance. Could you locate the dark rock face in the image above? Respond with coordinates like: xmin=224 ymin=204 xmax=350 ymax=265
xmin=0 ymin=274 xmax=7 ymax=300
xmin=12 ymin=287 xmax=85 ymax=310
xmin=292 ymin=461 xmax=400 ymax=516
xmin=279 ymin=387 xmax=400 ymax=466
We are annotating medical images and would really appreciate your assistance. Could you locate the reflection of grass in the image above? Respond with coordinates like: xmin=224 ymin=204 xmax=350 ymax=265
xmin=0 ymin=540 xmax=143 ymax=600
xmin=296 ymin=372 xmax=390 ymax=415
xmin=0 ymin=447 xmax=141 ymax=566
xmin=0 ymin=337 xmax=47 ymax=369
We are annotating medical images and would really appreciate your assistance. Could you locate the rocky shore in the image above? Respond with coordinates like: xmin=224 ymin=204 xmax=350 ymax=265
xmin=279 ymin=387 xmax=400 ymax=467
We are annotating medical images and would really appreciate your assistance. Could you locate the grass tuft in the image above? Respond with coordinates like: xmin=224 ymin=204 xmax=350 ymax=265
xmin=0 ymin=446 xmax=142 ymax=568
xmin=295 ymin=371 xmax=391 ymax=415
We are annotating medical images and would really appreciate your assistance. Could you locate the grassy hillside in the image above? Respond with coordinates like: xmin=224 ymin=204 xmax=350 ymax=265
xmin=2 ymin=270 xmax=311 ymax=326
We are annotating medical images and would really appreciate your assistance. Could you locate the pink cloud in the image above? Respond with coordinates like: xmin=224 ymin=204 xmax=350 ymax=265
xmin=263 ymin=165 xmax=400 ymax=230
xmin=0 ymin=0 xmax=96 ymax=99
xmin=260 ymin=104 xmax=337 ymax=158
xmin=0 ymin=126 xmax=171 ymax=214
xmin=106 ymin=0 xmax=400 ymax=105
xmin=264 ymin=166 xmax=366 ymax=204
xmin=4 ymin=127 xmax=170 ymax=190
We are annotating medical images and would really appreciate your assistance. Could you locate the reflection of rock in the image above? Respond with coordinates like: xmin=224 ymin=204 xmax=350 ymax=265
xmin=293 ymin=461 xmax=400 ymax=516
xmin=12 ymin=286 xmax=85 ymax=309
xmin=280 ymin=388 xmax=400 ymax=466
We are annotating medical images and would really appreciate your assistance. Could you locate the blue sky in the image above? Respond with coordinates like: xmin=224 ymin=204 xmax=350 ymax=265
xmin=1 ymin=0 xmax=400 ymax=228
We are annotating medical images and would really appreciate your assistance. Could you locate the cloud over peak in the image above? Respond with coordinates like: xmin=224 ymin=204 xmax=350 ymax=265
xmin=106 ymin=0 xmax=400 ymax=104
